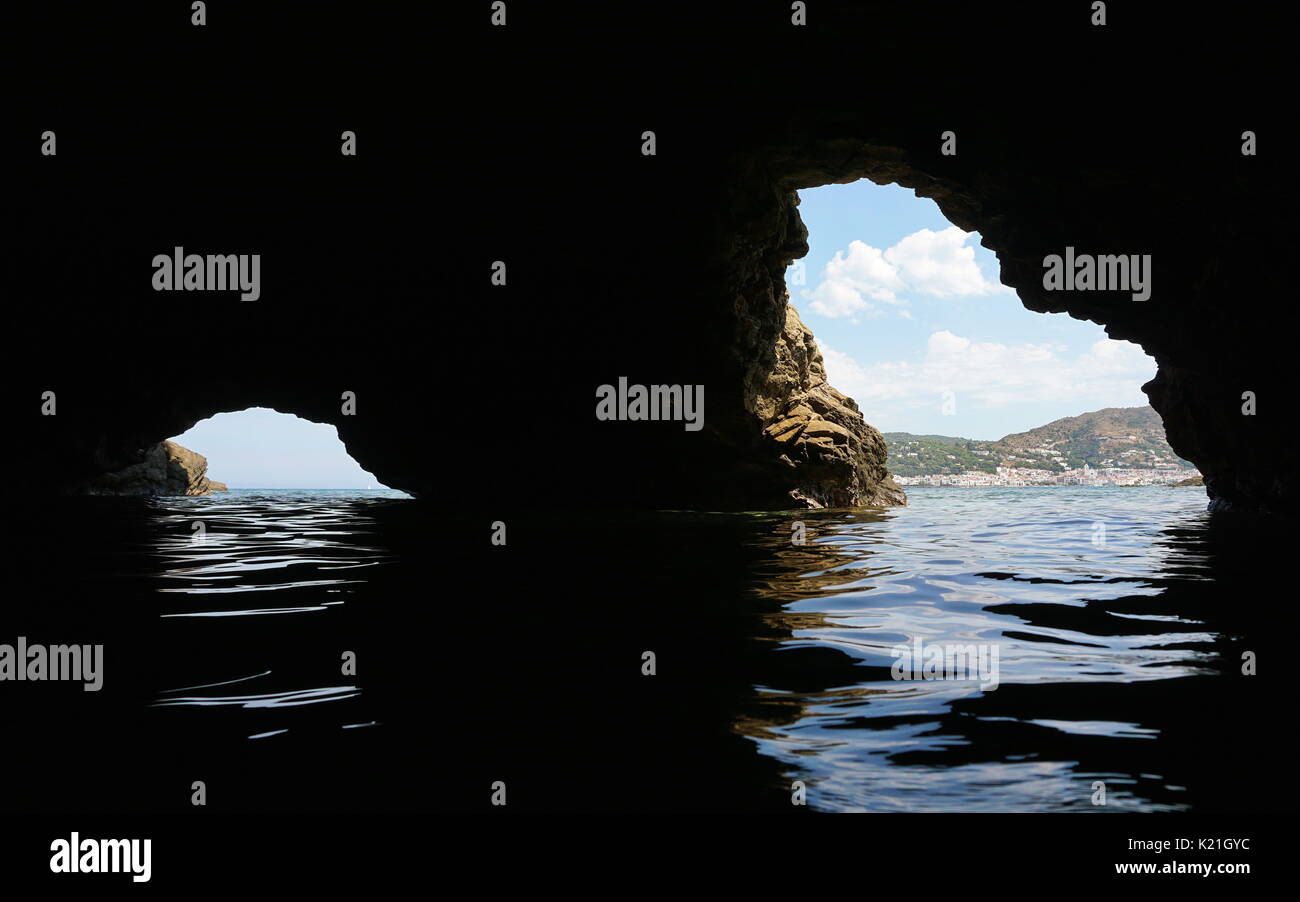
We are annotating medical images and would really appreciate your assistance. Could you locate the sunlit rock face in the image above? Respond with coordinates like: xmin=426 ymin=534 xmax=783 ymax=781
xmin=14 ymin=3 xmax=1289 ymax=513
xmin=80 ymin=441 xmax=226 ymax=496
xmin=757 ymin=305 xmax=906 ymax=509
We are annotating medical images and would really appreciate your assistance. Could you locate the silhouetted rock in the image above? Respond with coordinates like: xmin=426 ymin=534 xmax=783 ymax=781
xmin=80 ymin=441 xmax=226 ymax=496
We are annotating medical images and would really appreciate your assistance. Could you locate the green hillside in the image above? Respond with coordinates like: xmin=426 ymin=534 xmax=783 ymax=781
xmin=884 ymin=433 xmax=998 ymax=476
xmin=884 ymin=406 xmax=1194 ymax=477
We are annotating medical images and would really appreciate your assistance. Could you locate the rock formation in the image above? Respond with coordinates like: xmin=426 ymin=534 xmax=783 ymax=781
xmin=756 ymin=304 xmax=905 ymax=508
xmin=80 ymin=441 xmax=227 ymax=497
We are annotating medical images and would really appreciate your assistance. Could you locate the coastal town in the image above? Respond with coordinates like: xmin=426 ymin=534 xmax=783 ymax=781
xmin=883 ymin=406 xmax=1204 ymax=488
xmin=895 ymin=463 xmax=1194 ymax=487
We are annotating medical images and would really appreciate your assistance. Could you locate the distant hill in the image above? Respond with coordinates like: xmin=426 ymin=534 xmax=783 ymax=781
xmin=885 ymin=406 xmax=1194 ymax=477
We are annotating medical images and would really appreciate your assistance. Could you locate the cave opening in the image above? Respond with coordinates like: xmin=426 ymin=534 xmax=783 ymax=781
xmin=783 ymin=178 xmax=1195 ymax=490
xmin=165 ymin=407 xmax=399 ymax=493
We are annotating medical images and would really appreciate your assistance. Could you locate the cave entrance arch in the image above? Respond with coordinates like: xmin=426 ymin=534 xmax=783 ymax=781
xmin=713 ymin=128 xmax=1269 ymax=511
xmin=70 ymin=389 xmax=422 ymax=499
xmin=780 ymin=177 xmax=1182 ymax=492
xmin=167 ymin=408 xmax=393 ymax=492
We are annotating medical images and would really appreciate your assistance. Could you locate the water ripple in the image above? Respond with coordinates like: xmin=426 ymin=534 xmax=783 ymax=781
xmin=736 ymin=486 xmax=1227 ymax=812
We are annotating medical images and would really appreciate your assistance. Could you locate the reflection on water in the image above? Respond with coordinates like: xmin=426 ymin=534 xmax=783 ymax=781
xmin=7 ymin=487 xmax=1281 ymax=812
xmin=153 ymin=492 xmax=393 ymax=606
xmin=737 ymin=489 xmax=1244 ymax=812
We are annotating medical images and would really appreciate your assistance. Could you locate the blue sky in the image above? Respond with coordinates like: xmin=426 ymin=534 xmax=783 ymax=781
xmin=170 ymin=408 xmax=384 ymax=488
xmin=787 ymin=180 xmax=1155 ymax=439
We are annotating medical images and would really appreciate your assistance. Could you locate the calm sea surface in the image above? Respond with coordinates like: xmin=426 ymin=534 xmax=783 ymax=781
xmin=9 ymin=486 xmax=1277 ymax=813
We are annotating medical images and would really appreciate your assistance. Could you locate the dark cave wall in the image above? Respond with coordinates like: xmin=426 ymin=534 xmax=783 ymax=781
xmin=11 ymin=1 xmax=1293 ymax=513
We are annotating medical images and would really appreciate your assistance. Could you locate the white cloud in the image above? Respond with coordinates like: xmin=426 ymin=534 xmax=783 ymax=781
xmin=884 ymin=227 xmax=1006 ymax=298
xmin=818 ymin=332 xmax=1155 ymax=414
xmin=806 ymin=240 xmax=907 ymax=317
xmin=804 ymin=226 xmax=1009 ymax=319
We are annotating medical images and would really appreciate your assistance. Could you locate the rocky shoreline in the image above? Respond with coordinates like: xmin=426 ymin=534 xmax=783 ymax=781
xmin=79 ymin=441 xmax=227 ymax=496
xmin=756 ymin=304 xmax=905 ymax=508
